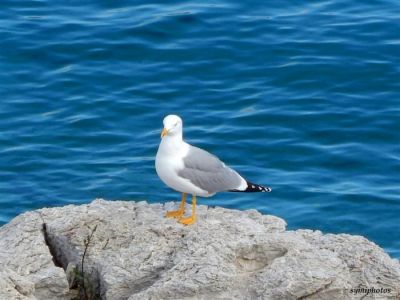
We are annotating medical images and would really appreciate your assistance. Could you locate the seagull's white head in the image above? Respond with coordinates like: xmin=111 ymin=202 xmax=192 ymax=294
xmin=161 ymin=114 xmax=183 ymax=138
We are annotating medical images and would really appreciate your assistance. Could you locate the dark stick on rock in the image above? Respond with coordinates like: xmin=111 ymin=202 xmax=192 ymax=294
xmin=81 ymin=225 xmax=97 ymax=300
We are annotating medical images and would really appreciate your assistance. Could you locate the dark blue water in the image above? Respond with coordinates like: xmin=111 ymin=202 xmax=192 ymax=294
xmin=1 ymin=1 xmax=399 ymax=258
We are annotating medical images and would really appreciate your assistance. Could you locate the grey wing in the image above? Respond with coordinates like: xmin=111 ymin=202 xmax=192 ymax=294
xmin=178 ymin=146 xmax=243 ymax=194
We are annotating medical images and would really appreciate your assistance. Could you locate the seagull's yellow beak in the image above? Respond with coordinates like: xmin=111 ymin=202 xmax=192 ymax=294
xmin=161 ymin=128 xmax=168 ymax=138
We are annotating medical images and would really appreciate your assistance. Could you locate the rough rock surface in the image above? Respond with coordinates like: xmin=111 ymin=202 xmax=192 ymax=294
xmin=0 ymin=210 xmax=70 ymax=300
xmin=0 ymin=199 xmax=399 ymax=300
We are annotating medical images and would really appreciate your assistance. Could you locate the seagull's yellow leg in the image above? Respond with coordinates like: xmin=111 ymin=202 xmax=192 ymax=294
xmin=179 ymin=195 xmax=196 ymax=225
xmin=166 ymin=193 xmax=187 ymax=219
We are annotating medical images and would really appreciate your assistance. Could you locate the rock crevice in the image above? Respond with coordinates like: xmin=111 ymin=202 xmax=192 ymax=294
xmin=41 ymin=222 xmax=64 ymax=269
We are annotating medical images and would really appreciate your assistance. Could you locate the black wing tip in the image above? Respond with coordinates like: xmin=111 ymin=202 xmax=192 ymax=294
xmin=263 ymin=186 xmax=272 ymax=192
xmin=229 ymin=181 xmax=272 ymax=193
xmin=249 ymin=182 xmax=272 ymax=193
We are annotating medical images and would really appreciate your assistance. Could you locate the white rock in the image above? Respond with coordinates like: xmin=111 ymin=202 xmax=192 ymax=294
xmin=0 ymin=211 xmax=70 ymax=300
xmin=0 ymin=199 xmax=399 ymax=300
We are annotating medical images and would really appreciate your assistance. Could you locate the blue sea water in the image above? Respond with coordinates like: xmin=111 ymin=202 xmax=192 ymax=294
xmin=0 ymin=1 xmax=399 ymax=258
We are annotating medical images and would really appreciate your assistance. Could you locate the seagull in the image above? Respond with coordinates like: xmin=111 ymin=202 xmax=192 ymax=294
xmin=155 ymin=114 xmax=271 ymax=225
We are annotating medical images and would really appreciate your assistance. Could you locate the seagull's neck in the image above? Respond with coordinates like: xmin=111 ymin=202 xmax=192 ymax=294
xmin=159 ymin=133 xmax=188 ymax=156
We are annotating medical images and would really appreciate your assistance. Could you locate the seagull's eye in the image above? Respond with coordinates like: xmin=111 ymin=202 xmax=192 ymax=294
xmin=174 ymin=122 xmax=179 ymax=127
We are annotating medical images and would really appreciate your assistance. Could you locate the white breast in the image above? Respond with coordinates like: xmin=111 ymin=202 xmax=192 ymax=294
xmin=155 ymin=138 xmax=211 ymax=197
